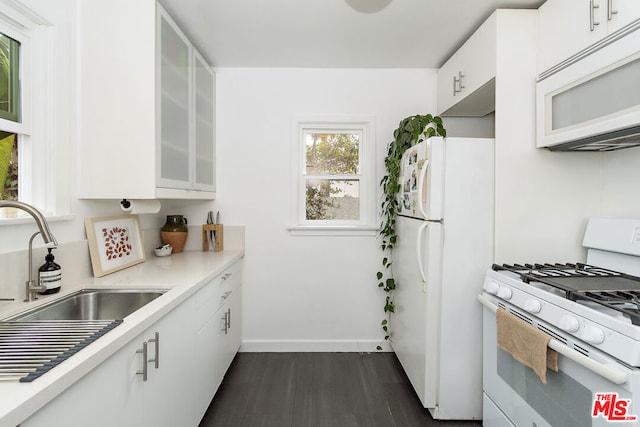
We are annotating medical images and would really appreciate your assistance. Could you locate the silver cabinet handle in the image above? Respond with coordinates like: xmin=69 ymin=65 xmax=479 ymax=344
xmin=222 ymin=273 xmax=232 ymax=281
xmin=453 ymin=71 xmax=465 ymax=96
xmin=226 ymin=308 xmax=231 ymax=330
xmin=136 ymin=341 xmax=148 ymax=382
xmin=148 ymin=331 xmax=159 ymax=369
xmin=221 ymin=312 xmax=229 ymax=334
xmin=608 ymin=0 xmax=617 ymax=20
xmin=221 ymin=290 xmax=232 ymax=300
xmin=590 ymin=0 xmax=600 ymax=31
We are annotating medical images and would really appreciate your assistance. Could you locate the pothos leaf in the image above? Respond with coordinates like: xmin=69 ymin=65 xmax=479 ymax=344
xmin=376 ymin=114 xmax=446 ymax=351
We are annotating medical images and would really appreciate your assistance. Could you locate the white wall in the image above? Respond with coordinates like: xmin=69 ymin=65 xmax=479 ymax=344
xmin=493 ymin=10 xmax=604 ymax=263
xmin=215 ymin=68 xmax=435 ymax=351
xmin=601 ymin=147 xmax=640 ymax=218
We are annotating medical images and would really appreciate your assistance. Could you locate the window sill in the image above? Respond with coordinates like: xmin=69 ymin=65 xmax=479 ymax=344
xmin=287 ymin=225 xmax=379 ymax=236
xmin=0 ymin=214 xmax=75 ymax=226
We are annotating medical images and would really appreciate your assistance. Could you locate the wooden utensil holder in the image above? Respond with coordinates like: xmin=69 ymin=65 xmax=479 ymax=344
xmin=202 ymin=224 xmax=224 ymax=252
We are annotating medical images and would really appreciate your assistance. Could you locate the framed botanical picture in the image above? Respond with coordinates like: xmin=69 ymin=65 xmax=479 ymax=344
xmin=85 ymin=215 xmax=146 ymax=277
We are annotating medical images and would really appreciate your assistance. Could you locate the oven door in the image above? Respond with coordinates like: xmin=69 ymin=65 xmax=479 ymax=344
xmin=481 ymin=296 xmax=639 ymax=427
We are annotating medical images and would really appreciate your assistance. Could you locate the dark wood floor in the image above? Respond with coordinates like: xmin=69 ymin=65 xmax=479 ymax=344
xmin=198 ymin=352 xmax=482 ymax=427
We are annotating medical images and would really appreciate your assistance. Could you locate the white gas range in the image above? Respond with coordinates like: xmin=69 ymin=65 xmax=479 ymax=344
xmin=479 ymin=218 xmax=640 ymax=427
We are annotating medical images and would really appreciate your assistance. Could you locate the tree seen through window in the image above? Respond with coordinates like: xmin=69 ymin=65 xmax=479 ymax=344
xmin=305 ymin=133 xmax=360 ymax=221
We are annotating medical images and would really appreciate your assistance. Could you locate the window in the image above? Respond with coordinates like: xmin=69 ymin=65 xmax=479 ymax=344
xmin=0 ymin=3 xmax=64 ymax=219
xmin=0 ymin=30 xmax=20 ymax=201
xmin=290 ymin=119 xmax=376 ymax=235
xmin=0 ymin=32 xmax=20 ymax=123
xmin=0 ymin=131 xmax=17 ymax=200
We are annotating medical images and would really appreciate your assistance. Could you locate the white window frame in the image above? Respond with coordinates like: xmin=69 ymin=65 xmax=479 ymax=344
xmin=0 ymin=1 xmax=67 ymax=222
xmin=289 ymin=117 xmax=377 ymax=236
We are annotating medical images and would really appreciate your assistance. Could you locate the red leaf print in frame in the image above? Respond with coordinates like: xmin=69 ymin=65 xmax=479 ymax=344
xmin=101 ymin=226 xmax=133 ymax=261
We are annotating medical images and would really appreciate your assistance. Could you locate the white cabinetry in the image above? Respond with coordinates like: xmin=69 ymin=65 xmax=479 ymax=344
xmin=157 ymin=10 xmax=191 ymax=190
xmin=437 ymin=12 xmax=497 ymax=116
xmin=193 ymin=51 xmax=216 ymax=191
xmin=22 ymin=298 xmax=198 ymax=427
xmin=20 ymin=338 xmax=143 ymax=427
xmin=538 ymin=0 xmax=640 ymax=73
xmin=140 ymin=300 xmax=200 ymax=427
xmin=193 ymin=262 xmax=242 ymax=419
xmin=21 ymin=259 xmax=242 ymax=427
xmin=78 ymin=1 xmax=216 ymax=200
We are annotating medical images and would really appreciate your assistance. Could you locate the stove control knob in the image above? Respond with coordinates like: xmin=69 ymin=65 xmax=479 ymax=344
xmin=558 ymin=315 xmax=580 ymax=333
xmin=497 ymin=286 xmax=513 ymax=300
xmin=523 ymin=299 xmax=542 ymax=313
xmin=483 ymin=281 xmax=500 ymax=295
xmin=581 ymin=325 xmax=605 ymax=345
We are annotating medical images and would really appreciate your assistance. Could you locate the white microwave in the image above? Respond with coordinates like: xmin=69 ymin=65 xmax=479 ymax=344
xmin=536 ymin=24 xmax=640 ymax=151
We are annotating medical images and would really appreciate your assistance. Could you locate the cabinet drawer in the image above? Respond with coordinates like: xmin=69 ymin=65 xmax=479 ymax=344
xmin=195 ymin=263 xmax=240 ymax=329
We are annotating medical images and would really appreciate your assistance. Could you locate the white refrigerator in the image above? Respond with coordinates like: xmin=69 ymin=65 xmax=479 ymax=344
xmin=391 ymin=136 xmax=494 ymax=420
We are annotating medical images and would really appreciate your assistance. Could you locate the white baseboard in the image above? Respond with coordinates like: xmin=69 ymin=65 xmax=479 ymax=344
xmin=240 ymin=340 xmax=392 ymax=353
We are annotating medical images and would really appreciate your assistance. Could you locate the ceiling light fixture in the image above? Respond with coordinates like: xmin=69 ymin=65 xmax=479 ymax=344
xmin=344 ymin=0 xmax=392 ymax=13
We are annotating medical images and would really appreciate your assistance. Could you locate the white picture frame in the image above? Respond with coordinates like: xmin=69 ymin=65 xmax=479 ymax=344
xmin=85 ymin=215 xmax=146 ymax=277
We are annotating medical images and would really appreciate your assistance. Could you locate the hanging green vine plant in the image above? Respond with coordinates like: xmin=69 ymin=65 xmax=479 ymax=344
xmin=376 ymin=114 xmax=446 ymax=350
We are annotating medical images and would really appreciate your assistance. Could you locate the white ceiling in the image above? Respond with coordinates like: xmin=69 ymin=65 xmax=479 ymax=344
xmin=159 ymin=0 xmax=546 ymax=69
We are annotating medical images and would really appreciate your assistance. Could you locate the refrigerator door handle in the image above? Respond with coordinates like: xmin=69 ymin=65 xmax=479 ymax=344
xmin=416 ymin=159 xmax=430 ymax=219
xmin=416 ymin=221 xmax=429 ymax=287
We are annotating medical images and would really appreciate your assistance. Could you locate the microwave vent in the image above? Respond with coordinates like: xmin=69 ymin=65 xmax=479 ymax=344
xmin=545 ymin=125 xmax=640 ymax=152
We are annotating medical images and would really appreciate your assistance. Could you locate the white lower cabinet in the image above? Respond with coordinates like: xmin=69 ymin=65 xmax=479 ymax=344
xmin=193 ymin=263 xmax=242 ymax=419
xmin=21 ymin=298 xmax=197 ymax=427
xmin=21 ymin=260 xmax=242 ymax=427
xmin=21 ymin=338 xmax=144 ymax=427
xmin=141 ymin=299 xmax=199 ymax=427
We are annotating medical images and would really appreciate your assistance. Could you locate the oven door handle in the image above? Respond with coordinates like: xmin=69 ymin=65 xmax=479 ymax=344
xmin=477 ymin=294 xmax=629 ymax=386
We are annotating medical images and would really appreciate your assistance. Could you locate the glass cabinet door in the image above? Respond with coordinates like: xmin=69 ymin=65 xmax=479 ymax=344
xmin=158 ymin=11 xmax=190 ymax=188
xmin=550 ymin=56 xmax=640 ymax=132
xmin=193 ymin=51 xmax=215 ymax=191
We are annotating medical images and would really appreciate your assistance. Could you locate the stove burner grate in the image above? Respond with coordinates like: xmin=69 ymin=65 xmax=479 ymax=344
xmin=492 ymin=262 xmax=640 ymax=325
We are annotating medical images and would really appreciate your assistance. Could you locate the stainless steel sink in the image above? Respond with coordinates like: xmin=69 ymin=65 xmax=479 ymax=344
xmin=6 ymin=289 xmax=167 ymax=321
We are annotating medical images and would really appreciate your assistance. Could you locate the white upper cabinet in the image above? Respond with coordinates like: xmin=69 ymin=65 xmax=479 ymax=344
xmin=157 ymin=11 xmax=191 ymax=190
xmin=538 ymin=0 xmax=640 ymax=73
xmin=79 ymin=1 xmax=216 ymax=200
xmin=193 ymin=50 xmax=216 ymax=191
xmin=606 ymin=0 xmax=640 ymax=32
xmin=437 ymin=12 xmax=497 ymax=117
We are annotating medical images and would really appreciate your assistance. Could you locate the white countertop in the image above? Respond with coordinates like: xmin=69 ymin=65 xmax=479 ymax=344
xmin=0 ymin=249 xmax=244 ymax=427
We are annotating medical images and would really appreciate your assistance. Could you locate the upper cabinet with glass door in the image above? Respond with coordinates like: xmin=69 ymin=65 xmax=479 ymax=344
xmin=193 ymin=50 xmax=216 ymax=191
xmin=78 ymin=1 xmax=215 ymax=200
xmin=158 ymin=12 xmax=191 ymax=190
